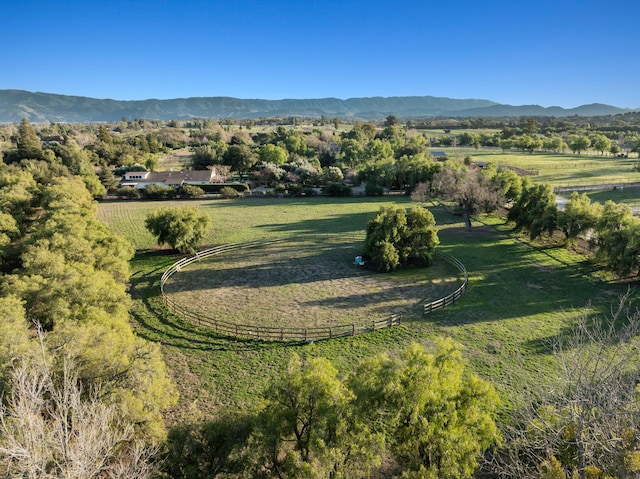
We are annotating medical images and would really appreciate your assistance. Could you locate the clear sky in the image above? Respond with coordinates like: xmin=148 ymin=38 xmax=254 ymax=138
xmin=2 ymin=0 xmax=639 ymax=108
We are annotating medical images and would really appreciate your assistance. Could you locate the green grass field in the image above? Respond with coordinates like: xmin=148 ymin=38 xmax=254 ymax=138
xmin=437 ymin=148 xmax=640 ymax=187
xmin=97 ymin=196 xmax=630 ymax=423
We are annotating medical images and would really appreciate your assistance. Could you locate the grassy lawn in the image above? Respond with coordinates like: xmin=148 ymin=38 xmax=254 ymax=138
xmin=581 ymin=187 xmax=640 ymax=207
xmin=98 ymin=196 xmax=630 ymax=423
xmin=436 ymin=148 xmax=640 ymax=187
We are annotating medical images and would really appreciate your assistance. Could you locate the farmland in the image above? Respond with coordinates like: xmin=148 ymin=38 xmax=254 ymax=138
xmin=97 ymin=195 xmax=627 ymax=420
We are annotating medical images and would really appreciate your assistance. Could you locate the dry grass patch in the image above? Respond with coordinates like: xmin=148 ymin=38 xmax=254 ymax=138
xmin=162 ymin=236 xmax=463 ymax=329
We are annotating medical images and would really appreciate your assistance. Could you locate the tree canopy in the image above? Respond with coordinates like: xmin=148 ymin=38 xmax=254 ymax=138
xmin=145 ymin=206 xmax=211 ymax=253
xmin=363 ymin=206 xmax=439 ymax=272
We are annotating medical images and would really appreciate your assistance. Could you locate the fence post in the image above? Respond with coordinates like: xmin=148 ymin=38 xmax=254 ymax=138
xmin=352 ymin=324 xmax=355 ymax=336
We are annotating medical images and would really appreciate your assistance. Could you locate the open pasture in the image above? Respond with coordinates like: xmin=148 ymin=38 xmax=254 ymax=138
xmin=439 ymin=148 xmax=640 ymax=187
xmin=97 ymin=196 xmax=631 ymax=418
xmin=162 ymin=234 xmax=462 ymax=329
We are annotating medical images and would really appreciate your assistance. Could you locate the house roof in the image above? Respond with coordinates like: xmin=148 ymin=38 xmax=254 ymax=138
xmin=431 ymin=151 xmax=448 ymax=157
xmin=123 ymin=170 xmax=213 ymax=184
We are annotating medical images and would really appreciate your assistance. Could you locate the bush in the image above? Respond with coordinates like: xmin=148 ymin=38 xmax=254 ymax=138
xmin=198 ymin=182 xmax=250 ymax=194
xmin=178 ymin=184 xmax=205 ymax=198
xmin=322 ymin=182 xmax=352 ymax=197
xmin=365 ymin=183 xmax=384 ymax=196
xmin=143 ymin=184 xmax=175 ymax=200
xmin=145 ymin=206 xmax=211 ymax=253
xmin=116 ymin=186 xmax=140 ymax=199
xmin=220 ymin=186 xmax=240 ymax=198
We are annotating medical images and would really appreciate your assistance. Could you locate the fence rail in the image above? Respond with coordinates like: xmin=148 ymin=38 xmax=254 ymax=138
xmin=422 ymin=251 xmax=468 ymax=316
xmin=160 ymin=240 xmax=467 ymax=342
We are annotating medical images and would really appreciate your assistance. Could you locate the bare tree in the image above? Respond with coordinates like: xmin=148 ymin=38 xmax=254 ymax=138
xmin=413 ymin=166 xmax=504 ymax=231
xmin=491 ymin=293 xmax=640 ymax=479
xmin=0 ymin=338 xmax=156 ymax=479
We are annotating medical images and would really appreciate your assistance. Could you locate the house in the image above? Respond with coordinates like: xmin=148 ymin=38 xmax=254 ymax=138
xmin=430 ymin=151 xmax=448 ymax=161
xmin=120 ymin=169 xmax=221 ymax=189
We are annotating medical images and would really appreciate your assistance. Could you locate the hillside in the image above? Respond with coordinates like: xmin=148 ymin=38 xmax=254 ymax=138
xmin=0 ymin=89 xmax=634 ymax=122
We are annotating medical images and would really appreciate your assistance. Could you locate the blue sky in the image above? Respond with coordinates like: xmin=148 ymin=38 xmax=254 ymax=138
xmin=2 ymin=0 xmax=639 ymax=108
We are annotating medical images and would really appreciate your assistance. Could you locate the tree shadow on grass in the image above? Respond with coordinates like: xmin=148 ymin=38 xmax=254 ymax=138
xmin=128 ymin=251 xmax=304 ymax=352
xmin=427 ymin=220 xmax=626 ymax=328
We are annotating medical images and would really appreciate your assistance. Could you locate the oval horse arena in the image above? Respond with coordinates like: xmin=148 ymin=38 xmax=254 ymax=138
xmin=160 ymin=235 xmax=468 ymax=342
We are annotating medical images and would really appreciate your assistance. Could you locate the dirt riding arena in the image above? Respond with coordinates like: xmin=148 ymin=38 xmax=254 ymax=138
xmin=162 ymin=236 xmax=464 ymax=330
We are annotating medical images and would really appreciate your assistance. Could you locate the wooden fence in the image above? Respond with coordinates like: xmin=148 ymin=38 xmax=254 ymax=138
xmin=160 ymin=240 xmax=466 ymax=342
xmin=422 ymin=251 xmax=468 ymax=316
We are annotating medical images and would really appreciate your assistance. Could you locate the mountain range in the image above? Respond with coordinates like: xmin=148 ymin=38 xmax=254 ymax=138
xmin=0 ymin=89 xmax=635 ymax=123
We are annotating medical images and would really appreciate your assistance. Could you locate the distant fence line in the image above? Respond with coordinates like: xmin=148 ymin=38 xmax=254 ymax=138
xmin=554 ymin=181 xmax=640 ymax=194
xmin=160 ymin=239 xmax=468 ymax=342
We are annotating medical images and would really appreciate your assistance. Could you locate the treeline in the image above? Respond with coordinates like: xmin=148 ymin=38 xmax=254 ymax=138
xmin=0 ymin=128 xmax=176 ymax=475
xmin=509 ymin=181 xmax=640 ymax=276
xmin=2 ymin=115 xmax=640 ymax=205
xmin=432 ymin=121 xmax=640 ymax=156
xmin=162 ymin=340 xmax=500 ymax=479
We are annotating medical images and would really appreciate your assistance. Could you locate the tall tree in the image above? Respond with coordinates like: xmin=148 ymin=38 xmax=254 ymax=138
xmin=351 ymin=340 xmax=500 ymax=479
xmin=145 ymin=206 xmax=211 ymax=253
xmin=363 ymin=206 xmax=439 ymax=272
xmin=15 ymin=118 xmax=43 ymax=161
xmin=557 ymin=192 xmax=602 ymax=245
xmin=248 ymin=354 xmax=383 ymax=479
xmin=425 ymin=165 xmax=504 ymax=232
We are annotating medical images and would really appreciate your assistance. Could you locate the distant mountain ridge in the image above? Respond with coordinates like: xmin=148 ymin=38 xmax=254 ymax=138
xmin=0 ymin=90 xmax=635 ymax=122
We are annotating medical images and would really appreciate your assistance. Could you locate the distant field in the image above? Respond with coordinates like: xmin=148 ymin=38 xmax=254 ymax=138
xmin=438 ymin=148 xmax=640 ymax=187
xmin=98 ymin=197 xmax=629 ymax=419
xmin=157 ymin=148 xmax=193 ymax=171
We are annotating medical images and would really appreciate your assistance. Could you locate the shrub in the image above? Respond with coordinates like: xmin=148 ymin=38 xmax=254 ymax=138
xmin=322 ymin=182 xmax=352 ymax=197
xmin=116 ymin=186 xmax=140 ymax=199
xmin=178 ymin=184 xmax=205 ymax=198
xmin=365 ymin=183 xmax=384 ymax=196
xmin=220 ymin=186 xmax=240 ymax=198
xmin=143 ymin=184 xmax=175 ymax=200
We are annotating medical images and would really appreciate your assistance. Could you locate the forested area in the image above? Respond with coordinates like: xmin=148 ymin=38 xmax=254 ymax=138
xmin=2 ymin=113 xmax=640 ymax=478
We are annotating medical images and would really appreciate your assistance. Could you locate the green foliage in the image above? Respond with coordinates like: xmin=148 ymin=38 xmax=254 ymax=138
xmin=143 ymin=183 xmax=176 ymax=200
xmin=162 ymin=414 xmax=253 ymax=479
xmin=116 ymin=185 xmax=140 ymax=199
xmin=350 ymin=340 xmax=501 ymax=479
xmin=507 ymin=178 xmax=558 ymax=239
xmin=364 ymin=206 xmax=439 ymax=272
xmin=569 ymin=135 xmax=591 ymax=154
xmin=223 ymin=144 xmax=257 ymax=173
xmin=557 ymin=192 xmax=602 ymax=245
xmin=365 ymin=182 xmax=384 ymax=196
xmin=15 ymin=118 xmax=43 ymax=161
xmin=594 ymin=201 xmax=640 ymax=275
xmin=145 ymin=206 xmax=211 ymax=253
xmin=0 ymin=167 xmax=176 ymax=443
xmin=258 ymin=143 xmax=288 ymax=166
xmin=178 ymin=184 xmax=205 ymax=198
xmin=0 ymin=296 xmax=33 ymax=396
xmin=219 ymin=186 xmax=240 ymax=198
xmin=247 ymin=354 xmax=381 ymax=478
xmin=430 ymin=166 xmax=505 ymax=231
xmin=321 ymin=181 xmax=351 ymax=196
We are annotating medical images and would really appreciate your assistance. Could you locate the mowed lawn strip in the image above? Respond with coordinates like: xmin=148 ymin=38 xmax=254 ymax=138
xmin=99 ymin=197 xmax=629 ymax=420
